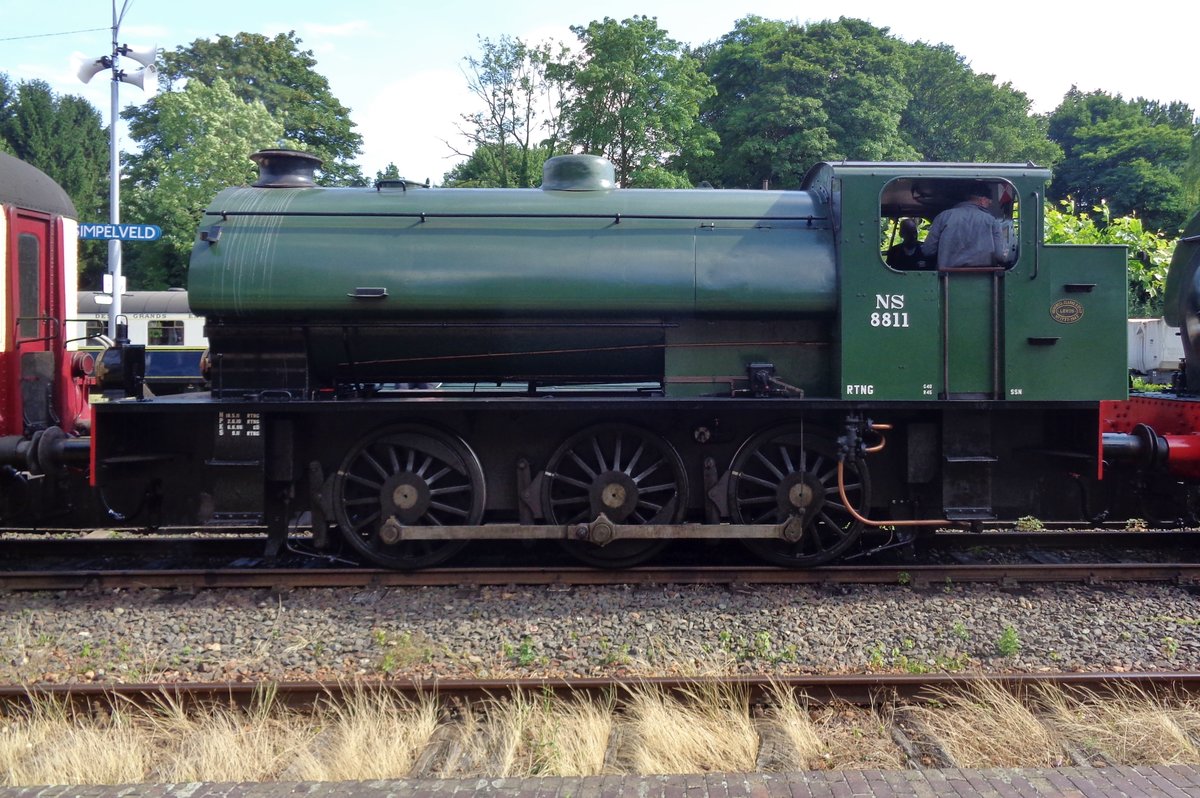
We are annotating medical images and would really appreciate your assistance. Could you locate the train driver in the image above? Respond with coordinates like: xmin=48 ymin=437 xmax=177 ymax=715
xmin=919 ymin=182 xmax=1008 ymax=268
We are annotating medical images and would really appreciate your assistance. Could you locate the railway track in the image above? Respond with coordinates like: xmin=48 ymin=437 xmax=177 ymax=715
xmin=3 ymin=671 xmax=1198 ymax=710
xmin=0 ymin=528 xmax=1196 ymax=591
xmin=3 ymin=561 xmax=1200 ymax=592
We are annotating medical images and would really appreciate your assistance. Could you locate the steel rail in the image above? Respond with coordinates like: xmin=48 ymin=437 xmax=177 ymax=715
xmin=3 ymin=562 xmax=1200 ymax=592
xmin=2 ymin=672 xmax=1198 ymax=711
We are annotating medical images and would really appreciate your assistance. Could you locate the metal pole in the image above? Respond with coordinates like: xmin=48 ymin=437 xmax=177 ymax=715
xmin=107 ymin=0 xmax=122 ymax=339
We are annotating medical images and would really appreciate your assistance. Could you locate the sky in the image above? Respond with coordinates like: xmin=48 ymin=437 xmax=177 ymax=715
xmin=4 ymin=0 xmax=1196 ymax=188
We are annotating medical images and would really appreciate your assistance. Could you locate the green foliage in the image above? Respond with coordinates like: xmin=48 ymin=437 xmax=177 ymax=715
xmin=443 ymin=142 xmax=556 ymax=188
xmin=449 ymin=36 xmax=569 ymax=188
xmin=0 ymin=75 xmax=108 ymax=286
xmin=1044 ymin=199 xmax=1176 ymax=315
xmin=698 ymin=17 xmax=917 ymax=188
xmin=1015 ymin=515 xmax=1044 ymax=532
xmin=1048 ymin=89 xmax=1196 ymax=233
xmin=129 ymin=31 xmax=363 ymax=186
xmin=996 ymin=625 xmax=1021 ymax=657
xmin=554 ymin=16 xmax=716 ymax=187
xmin=503 ymin=635 xmax=539 ymax=666
xmin=123 ymin=78 xmax=286 ymax=288
xmin=898 ymin=43 xmax=1061 ymax=165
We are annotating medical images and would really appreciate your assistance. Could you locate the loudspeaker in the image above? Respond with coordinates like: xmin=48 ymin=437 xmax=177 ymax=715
xmin=118 ymin=44 xmax=158 ymax=68
xmin=76 ymin=56 xmax=111 ymax=84
xmin=118 ymin=63 xmax=159 ymax=96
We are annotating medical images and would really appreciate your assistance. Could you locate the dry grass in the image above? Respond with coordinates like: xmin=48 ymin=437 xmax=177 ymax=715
xmin=7 ymin=680 xmax=1200 ymax=786
xmin=284 ymin=686 xmax=441 ymax=780
xmin=760 ymin=685 xmax=903 ymax=771
xmin=1038 ymin=684 xmax=1200 ymax=764
xmin=614 ymin=682 xmax=758 ymax=774
xmin=432 ymin=690 xmax=613 ymax=778
xmin=907 ymin=680 xmax=1065 ymax=768
xmin=1 ymin=697 xmax=153 ymax=785
xmin=144 ymin=689 xmax=316 ymax=782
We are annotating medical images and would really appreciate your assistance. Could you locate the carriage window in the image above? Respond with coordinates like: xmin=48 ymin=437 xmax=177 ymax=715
xmin=85 ymin=321 xmax=107 ymax=342
xmin=880 ymin=177 xmax=1019 ymax=270
xmin=148 ymin=320 xmax=185 ymax=345
xmin=17 ymin=234 xmax=40 ymax=338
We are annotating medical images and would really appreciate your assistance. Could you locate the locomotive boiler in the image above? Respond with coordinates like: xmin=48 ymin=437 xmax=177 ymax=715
xmin=89 ymin=150 xmax=1139 ymax=569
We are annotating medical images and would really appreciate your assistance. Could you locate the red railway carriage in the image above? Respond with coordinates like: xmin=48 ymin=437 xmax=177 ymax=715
xmin=0 ymin=153 xmax=91 ymax=521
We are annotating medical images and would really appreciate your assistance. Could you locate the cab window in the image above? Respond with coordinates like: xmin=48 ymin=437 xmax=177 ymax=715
xmin=879 ymin=177 xmax=1019 ymax=271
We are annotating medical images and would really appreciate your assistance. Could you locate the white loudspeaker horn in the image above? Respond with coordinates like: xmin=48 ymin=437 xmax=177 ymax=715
xmin=118 ymin=63 xmax=159 ymax=96
xmin=76 ymin=56 xmax=111 ymax=84
xmin=119 ymin=44 xmax=158 ymax=68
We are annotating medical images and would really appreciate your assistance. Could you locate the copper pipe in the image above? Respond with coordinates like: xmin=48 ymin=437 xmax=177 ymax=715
xmin=837 ymin=460 xmax=950 ymax=528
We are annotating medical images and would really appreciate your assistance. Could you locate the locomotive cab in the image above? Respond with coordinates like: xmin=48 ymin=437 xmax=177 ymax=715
xmin=825 ymin=162 xmax=1127 ymax=403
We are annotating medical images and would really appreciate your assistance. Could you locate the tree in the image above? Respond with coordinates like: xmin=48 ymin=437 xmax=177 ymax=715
xmin=123 ymin=78 xmax=285 ymax=288
xmin=0 ymin=75 xmax=108 ymax=285
xmin=554 ymin=16 xmax=716 ymax=187
xmin=699 ymin=17 xmax=916 ymax=189
xmin=898 ymin=43 xmax=1060 ymax=165
xmin=1048 ymin=89 xmax=1196 ymax=233
xmin=443 ymin=141 xmax=557 ymax=187
xmin=451 ymin=36 xmax=569 ymax=188
xmin=127 ymin=31 xmax=363 ymax=185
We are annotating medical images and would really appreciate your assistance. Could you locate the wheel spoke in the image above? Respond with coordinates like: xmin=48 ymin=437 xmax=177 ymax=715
xmin=415 ymin=454 xmax=433 ymax=478
xmin=613 ymin=435 xmax=624 ymax=472
xmin=779 ymin=445 xmax=795 ymax=475
xmin=386 ymin=445 xmax=401 ymax=474
xmin=430 ymin=501 xmax=470 ymax=517
xmin=349 ymin=510 xmax=381 ymax=533
xmin=424 ymin=466 xmax=451 ymax=486
xmin=624 ymin=442 xmax=645 ymax=476
xmin=361 ymin=450 xmax=389 ymax=481
xmin=552 ymin=474 xmax=592 ymax=492
xmin=632 ymin=457 xmax=665 ymax=484
xmin=568 ymin=450 xmax=597 ymax=480
xmin=430 ymin=484 xmax=470 ymax=496
xmin=591 ymin=436 xmax=607 ymax=472
xmin=345 ymin=472 xmax=382 ymax=491
xmin=753 ymin=450 xmax=785 ymax=481
xmin=738 ymin=472 xmax=778 ymax=491
xmin=638 ymin=481 xmax=677 ymax=495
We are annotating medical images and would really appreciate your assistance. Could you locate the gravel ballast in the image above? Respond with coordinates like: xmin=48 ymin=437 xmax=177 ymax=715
xmin=2 ymin=582 xmax=1198 ymax=684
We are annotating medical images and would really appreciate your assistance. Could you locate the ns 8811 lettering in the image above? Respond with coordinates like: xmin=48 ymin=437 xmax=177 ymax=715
xmin=871 ymin=293 xmax=909 ymax=328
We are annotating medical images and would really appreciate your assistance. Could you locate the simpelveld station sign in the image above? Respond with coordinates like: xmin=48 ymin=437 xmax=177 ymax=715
xmin=79 ymin=223 xmax=162 ymax=241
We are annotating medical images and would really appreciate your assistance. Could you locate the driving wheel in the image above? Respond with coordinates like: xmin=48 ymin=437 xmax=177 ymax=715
xmin=728 ymin=424 xmax=870 ymax=567
xmin=543 ymin=423 xmax=687 ymax=567
xmin=331 ymin=424 xmax=484 ymax=569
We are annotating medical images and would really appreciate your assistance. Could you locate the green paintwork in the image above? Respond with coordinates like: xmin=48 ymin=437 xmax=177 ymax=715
xmin=189 ymin=155 xmax=1128 ymax=401
xmin=189 ymin=181 xmax=835 ymax=317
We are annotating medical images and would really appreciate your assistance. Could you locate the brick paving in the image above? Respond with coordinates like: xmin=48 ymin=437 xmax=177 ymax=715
xmin=2 ymin=766 xmax=1199 ymax=797
xmin=2 ymin=768 xmax=1200 ymax=796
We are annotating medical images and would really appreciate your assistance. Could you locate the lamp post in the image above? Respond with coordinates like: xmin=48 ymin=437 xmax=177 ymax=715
xmin=77 ymin=1 xmax=157 ymax=339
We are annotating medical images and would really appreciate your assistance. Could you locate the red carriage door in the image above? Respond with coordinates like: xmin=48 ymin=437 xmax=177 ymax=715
xmin=6 ymin=210 xmax=58 ymax=435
